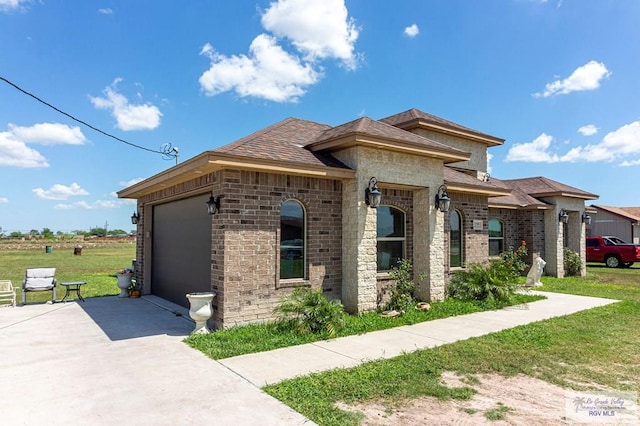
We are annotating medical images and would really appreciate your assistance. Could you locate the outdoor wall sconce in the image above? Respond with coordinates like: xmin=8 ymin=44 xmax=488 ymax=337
xmin=131 ymin=211 xmax=140 ymax=225
xmin=559 ymin=209 xmax=569 ymax=223
xmin=365 ymin=177 xmax=382 ymax=208
xmin=582 ymin=213 xmax=592 ymax=225
xmin=435 ymin=184 xmax=451 ymax=213
xmin=206 ymin=194 xmax=220 ymax=215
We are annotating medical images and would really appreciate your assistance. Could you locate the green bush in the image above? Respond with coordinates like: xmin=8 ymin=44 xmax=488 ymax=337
xmin=564 ymin=248 xmax=582 ymax=276
xmin=500 ymin=241 xmax=529 ymax=276
xmin=448 ymin=260 xmax=518 ymax=303
xmin=273 ymin=287 xmax=345 ymax=337
xmin=384 ymin=258 xmax=418 ymax=311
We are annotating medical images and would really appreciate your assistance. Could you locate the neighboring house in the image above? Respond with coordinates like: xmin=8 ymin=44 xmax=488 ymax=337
xmin=118 ymin=108 xmax=598 ymax=329
xmin=587 ymin=205 xmax=640 ymax=244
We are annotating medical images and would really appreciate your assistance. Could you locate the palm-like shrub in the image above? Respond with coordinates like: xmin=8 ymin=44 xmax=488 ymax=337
xmin=273 ymin=288 xmax=345 ymax=337
xmin=448 ymin=260 xmax=518 ymax=303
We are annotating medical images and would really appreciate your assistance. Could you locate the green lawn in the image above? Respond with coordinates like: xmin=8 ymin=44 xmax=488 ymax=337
xmin=0 ymin=243 xmax=136 ymax=303
xmin=263 ymin=266 xmax=640 ymax=425
xmin=186 ymin=293 xmax=544 ymax=359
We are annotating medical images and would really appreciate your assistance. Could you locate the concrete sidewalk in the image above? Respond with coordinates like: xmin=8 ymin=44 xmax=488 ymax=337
xmin=0 ymin=296 xmax=312 ymax=426
xmin=219 ymin=291 xmax=617 ymax=386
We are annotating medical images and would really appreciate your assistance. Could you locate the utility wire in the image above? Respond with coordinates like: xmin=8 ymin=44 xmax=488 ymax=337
xmin=1 ymin=76 xmax=167 ymax=155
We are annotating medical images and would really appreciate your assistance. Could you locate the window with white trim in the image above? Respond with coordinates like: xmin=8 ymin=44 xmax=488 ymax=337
xmin=450 ymin=210 xmax=463 ymax=267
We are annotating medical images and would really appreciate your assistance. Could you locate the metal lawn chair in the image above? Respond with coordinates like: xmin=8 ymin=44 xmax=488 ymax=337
xmin=22 ymin=268 xmax=57 ymax=304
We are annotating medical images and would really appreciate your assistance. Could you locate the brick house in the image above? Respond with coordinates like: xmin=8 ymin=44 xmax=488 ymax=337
xmin=118 ymin=108 xmax=598 ymax=329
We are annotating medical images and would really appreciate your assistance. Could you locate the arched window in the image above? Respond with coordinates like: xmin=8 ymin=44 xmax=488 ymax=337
xmin=280 ymin=200 xmax=305 ymax=279
xmin=377 ymin=206 xmax=405 ymax=271
xmin=488 ymin=219 xmax=504 ymax=256
xmin=450 ymin=210 xmax=463 ymax=267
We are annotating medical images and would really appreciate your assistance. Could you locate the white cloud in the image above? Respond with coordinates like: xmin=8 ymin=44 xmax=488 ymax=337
xmin=505 ymin=133 xmax=562 ymax=163
xmin=0 ymin=0 xmax=29 ymax=12
xmin=261 ymin=0 xmax=360 ymax=69
xmin=8 ymin=122 xmax=86 ymax=145
xmin=199 ymin=0 xmax=359 ymax=103
xmin=119 ymin=177 xmax=145 ymax=187
xmin=0 ymin=197 xmax=8 ymax=203
xmin=404 ymin=24 xmax=419 ymax=38
xmin=98 ymin=8 xmax=113 ymax=15
xmin=32 ymin=183 xmax=89 ymax=200
xmin=54 ymin=199 xmax=128 ymax=210
xmin=90 ymin=78 xmax=162 ymax=131
xmin=505 ymin=121 xmax=640 ymax=166
xmin=533 ymin=60 xmax=611 ymax=98
xmin=577 ymin=124 xmax=598 ymax=136
xmin=0 ymin=122 xmax=86 ymax=168
xmin=199 ymin=35 xmax=320 ymax=103
xmin=0 ymin=131 xmax=49 ymax=167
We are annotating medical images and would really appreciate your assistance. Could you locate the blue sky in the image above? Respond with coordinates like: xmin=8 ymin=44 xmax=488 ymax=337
xmin=1 ymin=0 xmax=639 ymax=234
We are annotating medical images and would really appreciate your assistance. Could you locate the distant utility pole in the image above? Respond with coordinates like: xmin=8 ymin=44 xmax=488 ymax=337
xmin=104 ymin=221 xmax=108 ymax=237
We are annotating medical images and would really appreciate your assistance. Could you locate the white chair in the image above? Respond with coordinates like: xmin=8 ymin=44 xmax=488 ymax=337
xmin=22 ymin=268 xmax=57 ymax=304
xmin=0 ymin=280 xmax=16 ymax=307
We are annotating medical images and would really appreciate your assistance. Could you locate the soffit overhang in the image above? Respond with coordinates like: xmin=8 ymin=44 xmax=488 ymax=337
xmin=118 ymin=151 xmax=355 ymax=199
xmin=396 ymin=119 xmax=505 ymax=147
xmin=307 ymin=133 xmax=471 ymax=164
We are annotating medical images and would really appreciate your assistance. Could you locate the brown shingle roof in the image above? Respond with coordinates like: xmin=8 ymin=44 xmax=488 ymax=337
xmin=488 ymin=180 xmax=550 ymax=209
xmin=380 ymin=108 xmax=504 ymax=146
xmin=309 ymin=116 xmax=470 ymax=160
xmin=214 ymin=117 xmax=351 ymax=169
xmin=500 ymin=176 xmax=598 ymax=200
xmin=444 ymin=167 xmax=511 ymax=196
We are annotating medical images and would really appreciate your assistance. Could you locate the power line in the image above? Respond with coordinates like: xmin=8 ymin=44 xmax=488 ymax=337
xmin=0 ymin=75 xmax=171 ymax=156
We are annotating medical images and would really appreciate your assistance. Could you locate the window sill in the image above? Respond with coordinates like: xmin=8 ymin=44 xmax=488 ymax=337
xmin=277 ymin=278 xmax=310 ymax=289
xmin=376 ymin=272 xmax=392 ymax=280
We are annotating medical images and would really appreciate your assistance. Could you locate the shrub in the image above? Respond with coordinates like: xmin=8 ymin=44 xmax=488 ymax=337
xmin=500 ymin=241 xmax=529 ymax=276
xmin=448 ymin=260 xmax=518 ymax=303
xmin=273 ymin=287 xmax=345 ymax=337
xmin=564 ymin=248 xmax=582 ymax=276
xmin=384 ymin=258 xmax=419 ymax=312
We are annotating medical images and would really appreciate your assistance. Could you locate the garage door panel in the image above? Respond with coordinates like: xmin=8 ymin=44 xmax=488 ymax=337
xmin=152 ymin=194 xmax=211 ymax=307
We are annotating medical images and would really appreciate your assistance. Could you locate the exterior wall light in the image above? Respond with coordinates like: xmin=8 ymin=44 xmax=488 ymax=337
xmin=365 ymin=177 xmax=382 ymax=208
xmin=131 ymin=211 xmax=140 ymax=225
xmin=435 ymin=184 xmax=451 ymax=213
xmin=559 ymin=209 xmax=569 ymax=223
xmin=206 ymin=194 xmax=220 ymax=215
xmin=582 ymin=213 xmax=592 ymax=225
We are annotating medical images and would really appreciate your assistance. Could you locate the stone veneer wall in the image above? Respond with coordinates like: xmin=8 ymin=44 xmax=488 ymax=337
xmin=215 ymin=169 xmax=343 ymax=327
xmin=411 ymin=128 xmax=488 ymax=172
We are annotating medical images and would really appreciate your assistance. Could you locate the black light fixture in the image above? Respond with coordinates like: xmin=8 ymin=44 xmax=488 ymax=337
xmin=582 ymin=213 xmax=592 ymax=225
xmin=559 ymin=209 xmax=569 ymax=223
xmin=206 ymin=194 xmax=220 ymax=215
xmin=435 ymin=184 xmax=451 ymax=213
xmin=131 ymin=211 xmax=140 ymax=225
xmin=365 ymin=177 xmax=382 ymax=208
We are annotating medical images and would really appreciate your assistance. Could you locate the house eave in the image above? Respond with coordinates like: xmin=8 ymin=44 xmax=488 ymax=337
xmin=535 ymin=192 xmax=599 ymax=200
xmin=445 ymin=183 xmax=511 ymax=197
xmin=308 ymin=133 xmax=471 ymax=164
xmin=118 ymin=152 xmax=355 ymax=199
xmin=396 ymin=119 xmax=505 ymax=147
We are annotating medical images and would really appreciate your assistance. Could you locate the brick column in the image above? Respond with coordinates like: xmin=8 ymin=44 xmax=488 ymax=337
xmin=544 ymin=208 xmax=565 ymax=277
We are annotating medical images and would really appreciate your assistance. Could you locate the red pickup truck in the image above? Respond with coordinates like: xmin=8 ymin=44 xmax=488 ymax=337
xmin=586 ymin=236 xmax=640 ymax=268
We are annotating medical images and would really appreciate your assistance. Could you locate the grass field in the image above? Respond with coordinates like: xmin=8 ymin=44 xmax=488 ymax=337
xmin=264 ymin=265 xmax=640 ymax=425
xmin=0 ymin=241 xmax=136 ymax=303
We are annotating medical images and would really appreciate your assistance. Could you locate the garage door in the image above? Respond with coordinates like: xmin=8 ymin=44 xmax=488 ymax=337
xmin=152 ymin=194 xmax=212 ymax=308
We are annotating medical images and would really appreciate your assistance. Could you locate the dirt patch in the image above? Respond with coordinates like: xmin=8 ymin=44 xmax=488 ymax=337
xmin=337 ymin=372 xmax=573 ymax=425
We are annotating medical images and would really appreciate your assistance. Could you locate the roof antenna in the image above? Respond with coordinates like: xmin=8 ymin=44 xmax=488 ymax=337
xmin=161 ymin=143 xmax=179 ymax=165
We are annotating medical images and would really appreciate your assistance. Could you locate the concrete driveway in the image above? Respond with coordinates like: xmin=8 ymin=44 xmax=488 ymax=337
xmin=0 ymin=296 xmax=313 ymax=426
